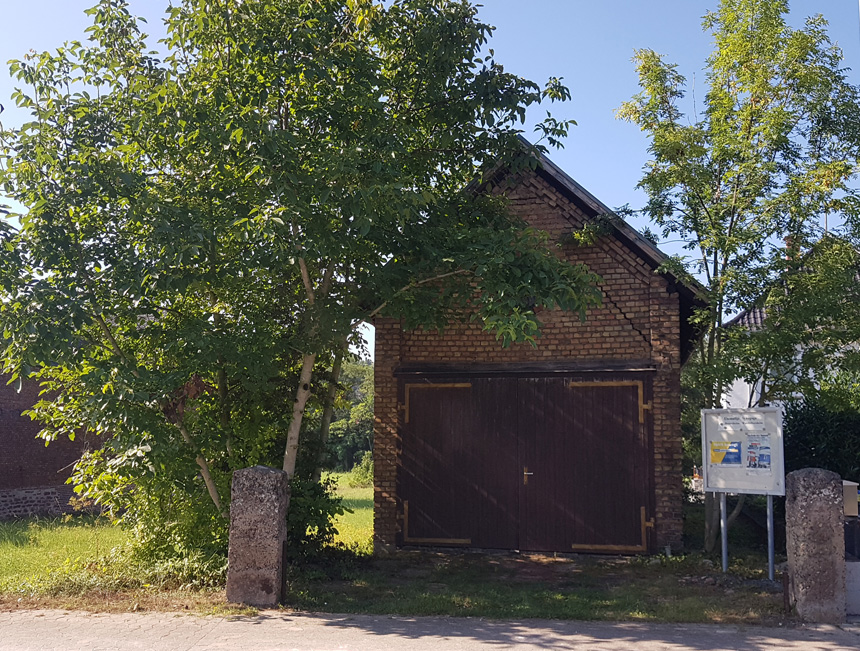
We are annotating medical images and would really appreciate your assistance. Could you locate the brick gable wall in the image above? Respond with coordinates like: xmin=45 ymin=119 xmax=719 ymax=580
xmin=374 ymin=170 xmax=684 ymax=553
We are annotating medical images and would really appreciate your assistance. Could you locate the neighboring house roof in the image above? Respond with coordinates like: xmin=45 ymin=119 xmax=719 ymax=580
xmin=723 ymin=236 xmax=860 ymax=333
xmin=724 ymin=305 xmax=767 ymax=332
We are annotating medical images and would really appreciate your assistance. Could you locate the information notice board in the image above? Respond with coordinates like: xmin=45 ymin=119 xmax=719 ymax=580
xmin=701 ymin=407 xmax=784 ymax=496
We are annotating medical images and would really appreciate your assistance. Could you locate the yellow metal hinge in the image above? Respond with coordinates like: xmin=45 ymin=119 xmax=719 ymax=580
xmin=568 ymin=380 xmax=651 ymax=424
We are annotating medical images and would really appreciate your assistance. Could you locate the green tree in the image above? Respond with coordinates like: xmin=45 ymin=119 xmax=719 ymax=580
xmin=323 ymin=358 xmax=374 ymax=472
xmin=618 ymin=0 xmax=860 ymax=551
xmin=728 ymin=235 xmax=860 ymax=406
xmin=0 ymin=0 xmax=599 ymax=553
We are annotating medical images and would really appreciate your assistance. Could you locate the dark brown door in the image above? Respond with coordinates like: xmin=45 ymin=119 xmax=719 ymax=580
xmin=399 ymin=375 xmax=652 ymax=552
xmin=399 ymin=379 xmax=519 ymax=548
xmin=518 ymin=378 xmax=651 ymax=553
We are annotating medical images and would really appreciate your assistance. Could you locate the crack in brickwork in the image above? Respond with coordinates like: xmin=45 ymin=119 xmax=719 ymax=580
xmin=598 ymin=280 xmax=653 ymax=349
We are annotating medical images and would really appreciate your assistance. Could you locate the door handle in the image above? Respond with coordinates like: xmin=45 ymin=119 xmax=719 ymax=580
xmin=523 ymin=467 xmax=534 ymax=485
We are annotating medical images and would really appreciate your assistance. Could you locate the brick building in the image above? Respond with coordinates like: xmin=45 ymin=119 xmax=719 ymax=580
xmin=373 ymin=150 xmax=704 ymax=554
xmin=0 ymin=375 xmax=89 ymax=519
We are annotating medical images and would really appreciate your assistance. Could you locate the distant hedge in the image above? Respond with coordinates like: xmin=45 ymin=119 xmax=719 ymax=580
xmin=783 ymin=399 xmax=860 ymax=482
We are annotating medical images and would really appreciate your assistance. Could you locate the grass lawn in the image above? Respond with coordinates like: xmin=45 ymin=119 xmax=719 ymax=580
xmin=0 ymin=514 xmax=244 ymax=614
xmin=284 ymin=550 xmax=785 ymax=624
xmin=327 ymin=472 xmax=374 ymax=553
xmin=0 ymin=516 xmax=129 ymax=591
xmin=0 ymin=476 xmax=375 ymax=613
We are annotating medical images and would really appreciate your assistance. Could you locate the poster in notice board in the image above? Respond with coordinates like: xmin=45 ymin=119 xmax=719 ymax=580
xmin=701 ymin=407 xmax=784 ymax=496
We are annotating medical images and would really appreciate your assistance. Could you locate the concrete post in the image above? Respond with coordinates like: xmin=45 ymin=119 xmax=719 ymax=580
xmin=785 ymin=468 xmax=845 ymax=624
xmin=226 ymin=466 xmax=290 ymax=607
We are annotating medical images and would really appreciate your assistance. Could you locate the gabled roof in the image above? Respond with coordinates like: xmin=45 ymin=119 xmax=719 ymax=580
xmin=512 ymin=139 xmax=708 ymax=363
xmin=524 ymin=141 xmax=707 ymax=304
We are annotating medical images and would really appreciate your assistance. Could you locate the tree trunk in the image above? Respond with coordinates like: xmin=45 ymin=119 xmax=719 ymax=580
xmin=283 ymin=353 xmax=316 ymax=479
xmin=704 ymin=492 xmax=746 ymax=553
xmin=312 ymin=345 xmax=345 ymax=483
xmin=702 ymin=321 xmax=726 ymax=554
xmin=218 ymin=365 xmax=233 ymax=459
xmin=728 ymin=494 xmax=746 ymax=527
xmin=176 ymin=422 xmax=225 ymax=517
xmin=704 ymin=491 xmax=720 ymax=553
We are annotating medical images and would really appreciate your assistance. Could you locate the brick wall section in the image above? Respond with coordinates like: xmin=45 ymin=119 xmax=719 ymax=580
xmin=0 ymin=375 xmax=89 ymax=516
xmin=373 ymin=318 xmax=401 ymax=551
xmin=374 ymin=169 xmax=685 ymax=552
xmin=0 ymin=486 xmax=80 ymax=520
xmin=649 ymin=273 xmax=683 ymax=548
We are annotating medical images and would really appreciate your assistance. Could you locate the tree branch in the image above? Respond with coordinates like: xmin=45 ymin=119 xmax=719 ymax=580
xmin=298 ymin=256 xmax=315 ymax=305
xmin=367 ymin=268 xmax=472 ymax=319
xmin=93 ymin=314 xmax=139 ymax=378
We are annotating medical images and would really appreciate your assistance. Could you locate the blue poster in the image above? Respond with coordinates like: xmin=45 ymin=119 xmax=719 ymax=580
xmin=710 ymin=441 xmax=742 ymax=466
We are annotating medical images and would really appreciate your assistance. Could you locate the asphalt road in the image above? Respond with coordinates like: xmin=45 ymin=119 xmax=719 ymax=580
xmin=2 ymin=610 xmax=860 ymax=650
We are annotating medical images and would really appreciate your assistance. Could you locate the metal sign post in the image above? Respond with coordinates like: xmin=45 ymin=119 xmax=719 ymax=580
xmin=720 ymin=492 xmax=728 ymax=573
xmin=767 ymin=495 xmax=775 ymax=580
xmin=702 ymin=407 xmax=784 ymax=580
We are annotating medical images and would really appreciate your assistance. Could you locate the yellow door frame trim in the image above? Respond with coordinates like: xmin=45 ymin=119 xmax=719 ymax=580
xmin=401 ymin=500 xmax=472 ymax=546
xmin=570 ymin=506 xmax=654 ymax=553
xmin=403 ymin=382 xmax=471 ymax=424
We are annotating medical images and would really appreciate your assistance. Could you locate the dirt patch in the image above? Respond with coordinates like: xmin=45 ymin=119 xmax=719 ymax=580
xmin=0 ymin=589 xmax=254 ymax=615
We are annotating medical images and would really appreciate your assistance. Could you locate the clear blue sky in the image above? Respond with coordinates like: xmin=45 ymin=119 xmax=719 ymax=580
xmin=2 ymin=1 xmax=860 ymax=356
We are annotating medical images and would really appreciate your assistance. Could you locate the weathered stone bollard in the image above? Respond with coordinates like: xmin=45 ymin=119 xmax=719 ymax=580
xmin=226 ymin=466 xmax=290 ymax=607
xmin=785 ymin=468 xmax=845 ymax=624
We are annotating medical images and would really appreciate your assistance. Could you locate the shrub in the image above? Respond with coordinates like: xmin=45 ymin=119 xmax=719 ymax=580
xmin=783 ymin=398 xmax=860 ymax=482
xmin=286 ymin=475 xmax=347 ymax=559
xmin=346 ymin=451 xmax=374 ymax=488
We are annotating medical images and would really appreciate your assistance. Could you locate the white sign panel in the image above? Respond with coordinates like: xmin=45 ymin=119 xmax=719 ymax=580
xmin=701 ymin=407 xmax=784 ymax=496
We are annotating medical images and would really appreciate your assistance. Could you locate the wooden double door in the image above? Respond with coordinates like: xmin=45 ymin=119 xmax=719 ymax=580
xmin=398 ymin=375 xmax=654 ymax=553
